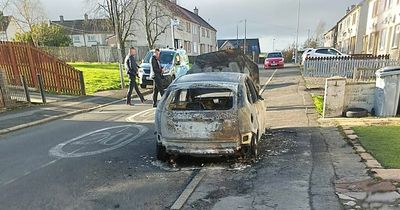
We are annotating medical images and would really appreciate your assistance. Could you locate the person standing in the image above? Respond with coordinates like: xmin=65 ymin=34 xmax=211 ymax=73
xmin=125 ymin=47 xmax=145 ymax=105
xmin=151 ymin=49 xmax=164 ymax=107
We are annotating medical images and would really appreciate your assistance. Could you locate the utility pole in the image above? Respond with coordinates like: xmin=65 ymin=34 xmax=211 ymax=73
xmin=236 ymin=24 xmax=239 ymax=48
xmin=244 ymin=19 xmax=247 ymax=55
xmin=112 ymin=0 xmax=125 ymax=89
xmin=294 ymin=0 xmax=301 ymax=63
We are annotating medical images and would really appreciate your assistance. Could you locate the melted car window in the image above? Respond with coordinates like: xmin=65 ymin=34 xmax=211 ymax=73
xmin=168 ymin=88 xmax=234 ymax=111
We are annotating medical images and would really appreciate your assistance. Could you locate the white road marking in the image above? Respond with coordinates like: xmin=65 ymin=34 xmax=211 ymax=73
xmin=126 ymin=108 xmax=156 ymax=123
xmin=49 ymin=125 xmax=148 ymax=158
xmin=1 ymin=158 xmax=62 ymax=187
xmin=170 ymin=168 xmax=207 ymax=210
xmin=259 ymin=69 xmax=278 ymax=95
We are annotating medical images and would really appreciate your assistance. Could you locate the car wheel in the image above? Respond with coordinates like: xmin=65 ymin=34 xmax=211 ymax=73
xmin=156 ymin=143 xmax=169 ymax=162
xmin=250 ymin=135 xmax=259 ymax=159
xmin=140 ymin=84 xmax=147 ymax=89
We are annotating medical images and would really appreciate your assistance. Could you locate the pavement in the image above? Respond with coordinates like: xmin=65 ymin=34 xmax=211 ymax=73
xmin=0 ymin=67 xmax=398 ymax=209
xmin=0 ymin=88 xmax=152 ymax=135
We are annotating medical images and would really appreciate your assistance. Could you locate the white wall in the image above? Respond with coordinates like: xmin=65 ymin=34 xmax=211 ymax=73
xmin=71 ymin=33 xmax=112 ymax=47
xmin=344 ymin=82 xmax=376 ymax=112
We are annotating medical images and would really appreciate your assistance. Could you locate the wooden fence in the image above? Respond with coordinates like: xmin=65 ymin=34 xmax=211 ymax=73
xmin=302 ymin=55 xmax=399 ymax=81
xmin=0 ymin=41 xmax=85 ymax=95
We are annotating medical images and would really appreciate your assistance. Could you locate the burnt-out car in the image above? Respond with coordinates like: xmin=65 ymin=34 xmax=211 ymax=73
xmin=154 ymin=72 xmax=267 ymax=161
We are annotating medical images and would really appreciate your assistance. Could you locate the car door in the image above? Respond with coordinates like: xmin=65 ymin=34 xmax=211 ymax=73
xmin=245 ymin=78 xmax=265 ymax=139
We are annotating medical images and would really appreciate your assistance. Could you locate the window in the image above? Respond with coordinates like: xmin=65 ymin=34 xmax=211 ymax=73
xmin=369 ymin=33 xmax=375 ymax=51
xmin=315 ymin=49 xmax=330 ymax=54
xmin=192 ymin=25 xmax=198 ymax=34
xmin=186 ymin=22 xmax=191 ymax=33
xmin=372 ymin=1 xmax=378 ymax=17
xmin=73 ymin=35 xmax=80 ymax=43
xmin=387 ymin=0 xmax=393 ymax=8
xmin=184 ymin=41 xmax=191 ymax=53
xmin=206 ymin=29 xmax=210 ymax=38
xmin=392 ymin=24 xmax=400 ymax=48
xmin=379 ymin=29 xmax=387 ymax=50
xmin=352 ymin=13 xmax=357 ymax=25
xmin=87 ymin=35 xmax=96 ymax=42
xmin=267 ymin=52 xmax=283 ymax=58
xmin=245 ymin=79 xmax=258 ymax=104
xmin=201 ymin=28 xmax=206 ymax=37
xmin=193 ymin=42 xmax=198 ymax=53
xmin=167 ymin=88 xmax=234 ymax=111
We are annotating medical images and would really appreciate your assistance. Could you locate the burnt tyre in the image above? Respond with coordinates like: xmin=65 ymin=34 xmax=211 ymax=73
xmin=345 ymin=108 xmax=368 ymax=118
xmin=156 ymin=143 xmax=169 ymax=161
xmin=250 ymin=135 xmax=259 ymax=159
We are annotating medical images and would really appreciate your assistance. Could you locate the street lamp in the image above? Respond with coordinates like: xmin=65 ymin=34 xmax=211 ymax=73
xmin=273 ymin=38 xmax=276 ymax=51
xmin=294 ymin=0 xmax=301 ymax=63
xmin=237 ymin=19 xmax=247 ymax=54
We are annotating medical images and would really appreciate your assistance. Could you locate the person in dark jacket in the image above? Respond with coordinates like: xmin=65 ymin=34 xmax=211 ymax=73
xmin=125 ymin=47 xmax=145 ymax=105
xmin=151 ymin=49 xmax=164 ymax=107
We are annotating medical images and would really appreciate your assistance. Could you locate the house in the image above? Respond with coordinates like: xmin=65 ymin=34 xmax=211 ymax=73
xmin=325 ymin=0 xmax=400 ymax=60
xmin=131 ymin=0 xmax=218 ymax=56
xmin=335 ymin=1 xmax=369 ymax=54
xmin=365 ymin=0 xmax=400 ymax=59
xmin=0 ymin=13 xmax=20 ymax=41
xmin=217 ymin=38 xmax=261 ymax=60
xmin=50 ymin=14 xmax=114 ymax=47
xmin=324 ymin=26 xmax=338 ymax=48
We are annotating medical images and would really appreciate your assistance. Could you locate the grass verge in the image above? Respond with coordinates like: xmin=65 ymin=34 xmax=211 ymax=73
xmin=312 ymin=95 xmax=324 ymax=115
xmin=353 ymin=126 xmax=400 ymax=169
xmin=69 ymin=62 xmax=129 ymax=94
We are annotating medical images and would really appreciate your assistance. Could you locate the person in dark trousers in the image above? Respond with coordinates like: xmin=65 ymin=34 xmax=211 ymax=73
xmin=151 ymin=49 xmax=164 ymax=107
xmin=125 ymin=47 xmax=145 ymax=105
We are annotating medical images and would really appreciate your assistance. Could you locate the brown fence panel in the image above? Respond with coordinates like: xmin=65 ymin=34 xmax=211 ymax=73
xmin=0 ymin=41 xmax=85 ymax=95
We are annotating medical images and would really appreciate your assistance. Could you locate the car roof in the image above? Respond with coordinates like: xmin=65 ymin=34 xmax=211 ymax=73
xmin=268 ymin=51 xmax=283 ymax=54
xmin=175 ymin=72 xmax=245 ymax=84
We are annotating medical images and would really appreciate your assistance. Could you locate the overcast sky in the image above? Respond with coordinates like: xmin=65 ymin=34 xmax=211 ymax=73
xmin=38 ymin=0 xmax=360 ymax=52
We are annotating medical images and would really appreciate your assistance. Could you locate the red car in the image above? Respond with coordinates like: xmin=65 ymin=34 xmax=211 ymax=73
xmin=264 ymin=52 xmax=284 ymax=69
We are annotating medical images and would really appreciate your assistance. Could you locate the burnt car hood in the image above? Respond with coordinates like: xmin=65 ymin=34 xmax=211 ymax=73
xmin=188 ymin=49 xmax=260 ymax=89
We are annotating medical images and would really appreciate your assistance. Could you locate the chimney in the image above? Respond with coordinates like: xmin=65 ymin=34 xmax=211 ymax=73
xmin=84 ymin=13 xmax=88 ymax=21
xmin=351 ymin=4 xmax=356 ymax=10
xmin=60 ymin=15 xmax=64 ymax=23
xmin=346 ymin=7 xmax=350 ymax=14
xmin=194 ymin=7 xmax=199 ymax=15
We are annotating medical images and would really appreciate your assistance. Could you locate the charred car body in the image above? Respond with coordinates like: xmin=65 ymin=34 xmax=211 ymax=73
xmin=154 ymin=72 xmax=267 ymax=160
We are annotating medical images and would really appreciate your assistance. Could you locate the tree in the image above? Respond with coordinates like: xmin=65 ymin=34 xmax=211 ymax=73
xmin=139 ymin=0 xmax=170 ymax=49
xmin=14 ymin=24 xmax=72 ymax=47
xmin=95 ymin=0 xmax=140 ymax=57
xmin=0 ymin=0 xmax=10 ymax=11
xmin=303 ymin=21 xmax=326 ymax=48
xmin=8 ymin=0 xmax=47 ymax=45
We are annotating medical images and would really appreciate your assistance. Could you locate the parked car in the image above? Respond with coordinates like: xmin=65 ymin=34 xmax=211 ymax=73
xmin=154 ymin=72 xmax=267 ymax=161
xmin=138 ymin=49 xmax=189 ymax=88
xmin=301 ymin=48 xmax=314 ymax=65
xmin=264 ymin=51 xmax=284 ymax=69
xmin=301 ymin=47 xmax=349 ymax=64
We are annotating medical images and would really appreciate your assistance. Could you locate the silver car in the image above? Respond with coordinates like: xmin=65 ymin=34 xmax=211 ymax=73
xmin=154 ymin=72 xmax=267 ymax=160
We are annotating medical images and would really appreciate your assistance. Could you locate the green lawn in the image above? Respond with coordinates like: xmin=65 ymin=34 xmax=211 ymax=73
xmin=312 ymin=95 xmax=324 ymax=115
xmin=69 ymin=62 xmax=129 ymax=94
xmin=353 ymin=126 xmax=400 ymax=169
